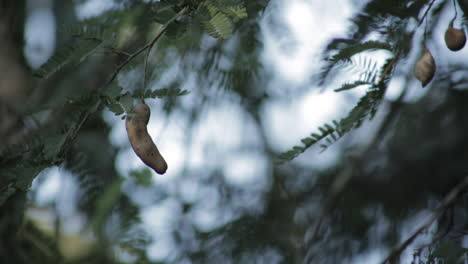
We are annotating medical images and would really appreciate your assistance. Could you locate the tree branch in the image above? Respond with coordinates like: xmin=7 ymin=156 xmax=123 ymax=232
xmin=106 ymin=7 xmax=187 ymax=86
xmin=380 ymin=175 xmax=468 ymax=264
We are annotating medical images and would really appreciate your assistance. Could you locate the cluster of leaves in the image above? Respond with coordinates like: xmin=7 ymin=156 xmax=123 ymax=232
xmin=1 ymin=1 xmax=252 ymax=262
xmin=12 ymin=0 xmax=249 ymax=167
xmin=276 ymin=0 xmax=444 ymax=164
xmin=33 ymin=0 xmax=247 ymax=79
xmin=7 ymin=0 xmax=468 ymax=263
xmin=277 ymin=43 xmax=395 ymax=164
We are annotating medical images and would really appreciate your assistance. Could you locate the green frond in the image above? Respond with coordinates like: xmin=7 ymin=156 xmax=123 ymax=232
xmin=1 ymin=165 xmax=45 ymax=195
xmin=151 ymin=1 xmax=177 ymax=24
xmin=277 ymin=79 xmax=389 ymax=164
xmin=101 ymin=87 xmax=190 ymax=117
xmin=333 ymin=56 xmax=381 ymax=92
xmin=329 ymin=41 xmax=392 ymax=63
xmin=339 ymin=89 xmax=383 ymax=133
xmin=133 ymin=88 xmax=191 ymax=99
xmin=334 ymin=81 xmax=371 ymax=92
xmin=165 ymin=20 xmax=189 ymax=39
xmin=33 ymin=39 xmax=103 ymax=78
xmin=106 ymin=98 xmax=126 ymax=116
xmin=0 ymin=123 xmax=86 ymax=206
xmin=103 ymin=84 xmax=124 ymax=98
xmin=357 ymin=57 xmax=379 ymax=84
xmin=204 ymin=1 xmax=220 ymax=17
xmin=276 ymin=122 xmax=341 ymax=165
xmin=220 ymin=6 xmax=248 ymax=22
xmin=203 ymin=12 xmax=233 ymax=39
xmin=42 ymin=128 xmax=73 ymax=161
xmin=33 ymin=10 xmax=139 ymax=79
xmin=319 ymin=41 xmax=392 ymax=84
xmin=324 ymin=38 xmax=356 ymax=52
xmin=376 ymin=56 xmax=396 ymax=87
xmin=61 ymin=23 xmax=109 ymax=41
xmin=199 ymin=0 xmax=246 ymax=38
xmin=0 ymin=134 xmax=44 ymax=163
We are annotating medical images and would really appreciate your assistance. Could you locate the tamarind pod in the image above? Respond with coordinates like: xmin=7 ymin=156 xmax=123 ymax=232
xmin=445 ymin=22 xmax=466 ymax=51
xmin=414 ymin=47 xmax=436 ymax=87
xmin=126 ymin=103 xmax=167 ymax=174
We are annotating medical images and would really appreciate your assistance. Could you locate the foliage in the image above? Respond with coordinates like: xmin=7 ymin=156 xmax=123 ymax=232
xmin=2 ymin=0 xmax=468 ymax=263
xmin=1 ymin=0 xmax=250 ymax=262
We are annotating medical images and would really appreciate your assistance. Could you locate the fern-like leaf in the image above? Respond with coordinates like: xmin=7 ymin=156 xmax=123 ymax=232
xmin=61 ymin=23 xmax=109 ymax=41
xmin=319 ymin=41 xmax=392 ymax=85
xmin=277 ymin=77 xmax=390 ymax=164
xmin=220 ymin=6 xmax=248 ymax=22
xmin=33 ymin=39 xmax=103 ymax=78
xmin=132 ymin=88 xmax=191 ymax=99
xmin=203 ymin=12 xmax=233 ymax=39
xmin=276 ymin=122 xmax=341 ymax=164
xmin=334 ymin=81 xmax=370 ymax=92
xmin=329 ymin=41 xmax=392 ymax=63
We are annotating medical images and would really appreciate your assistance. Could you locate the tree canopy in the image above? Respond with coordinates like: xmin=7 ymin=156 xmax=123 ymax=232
xmin=1 ymin=0 xmax=468 ymax=263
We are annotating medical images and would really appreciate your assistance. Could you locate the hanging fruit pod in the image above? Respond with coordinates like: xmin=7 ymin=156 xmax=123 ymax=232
xmin=414 ymin=47 xmax=436 ymax=87
xmin=445 ymin=21 xmax=466 ymax=51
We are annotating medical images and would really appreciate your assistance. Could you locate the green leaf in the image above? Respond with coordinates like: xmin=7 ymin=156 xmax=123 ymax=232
xmin=319 ymin=41 xmax=393 ymax=85
xmin=301 ymin=138 xmax=315 ymax=146
xmin=119 ymin=93 xmax=134 ymax=113
xmin=220 ymin=6 xmax=248 ymax=22
xmin=42 ymin=131 xmax=71 ymax=160
xmin=335 ymin=80 xmax=370 ymax=92
xmin=329 ymin=41 xmax=392 ymax=63
xmin=430 ymin=241 xmax=467 ymax=263
xmin=143 ymin=88 xmax=191 ymax=98
xmin=103 ymin=84 xmax=124 ymax=98
xmin=277 ymin=86 xmax=388 ymax=165
xmin=151 ymin=3 xmax=177 ymax=24
xmin=311 ymin=133 xmax=321 ymax=140
xmin=165 ymin=20 xmax=188 ymax=39
xmin=106 ymin=99 xmax=125 ymax=116
xmin=34 ymin=39 xmax=103 ymax=78
xmin=0 ymin=184 xmax=16 ymax=206
xmin=61 ymin=23 xmax=108 ymax=41
xmin=203 ymin=12 xmax=233 ymax=39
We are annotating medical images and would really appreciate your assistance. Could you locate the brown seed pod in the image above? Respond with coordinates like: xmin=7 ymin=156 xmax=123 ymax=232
xmin=445 ymin=22 xmax=466 ymax=51
xmin=126 ymin=103 xmax=167 ymax=174
xmin=414 ymin=47 xmax=436 ymax=87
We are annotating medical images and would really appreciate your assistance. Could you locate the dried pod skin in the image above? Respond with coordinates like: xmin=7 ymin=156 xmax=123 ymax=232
xmin=414 ymin=47 xmax=436 ymax=87
xmin=445 ymin=22 xmax=466 ymax=51
xmin=126 ymin=103 xmax=168 ymax=174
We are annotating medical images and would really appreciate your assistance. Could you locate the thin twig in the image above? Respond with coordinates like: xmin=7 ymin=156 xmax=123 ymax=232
xmin=105 ymin=27 xmax=168 ymax=86
xmin=453 ymin=0 xmax=458 ymax=21
xmin=380 ymin=175 xmax=468 ymax=264
xmin=417 ymin=0 xmax=438 ymax=27
xmin=106 ymin=7 xmax=187 ymax=87
xmin=142 ymin=44 xmax=151 ymax=102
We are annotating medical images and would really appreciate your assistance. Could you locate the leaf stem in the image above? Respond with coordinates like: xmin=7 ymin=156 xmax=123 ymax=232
xmin=106 ymin=7 xmax=188 ymax=93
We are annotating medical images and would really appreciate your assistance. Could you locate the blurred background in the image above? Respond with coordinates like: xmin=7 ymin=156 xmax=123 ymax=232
xmin=1 ymin=0 xmax=468 ymax=263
